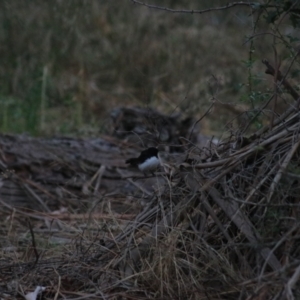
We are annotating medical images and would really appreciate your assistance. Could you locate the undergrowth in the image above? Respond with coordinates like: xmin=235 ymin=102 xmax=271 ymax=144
xmin=0 ymin=0 xmax=268 ymax=136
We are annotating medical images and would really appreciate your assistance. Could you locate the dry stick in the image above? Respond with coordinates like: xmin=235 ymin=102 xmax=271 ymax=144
xmin=176 ymin=126 xmax=298 ymax=270
xmin=245 ymin=163 xmax=279 ymax=204
xmin=0 ymin=198 xmax=135 ymax=221
xmin=202 ymin=121 xmax=296 ymax=175
xmin=120 ymin=228 xmax=143 ymax=271
xmin=252 ymin=106 xmax=297 ymax=140
xmin=278 ymin=136 xmax=294 ymax=144
xmin=249 ymin=60 xmax=300 ymax=138
xmin=54 ymin=269 xmax=61 ymax=300
xmin=233 ymin=121 xmax=298 ymax=162
xmin=280 ymin=264 xmax=300 ymax=300
xmin=242 ymin=94 xmax=275 ymax=134
xmin=183 ymin=155 xmax=245 ymax=196
xmin=45 ymin=212 xmax=135 ymax=221
xmin=183 ymin=157 xmax=232 ymax=169
xmin=7 ymin=207 xmax=16 ymax=236
xmin=60 ymin=292 xmax=106 ymax=300
xmin=130 ymin=0 xmax=254 ymax=14
xmin=82 ymin=164 xmax=106 ymax=195
xmin=22 ymin=183 xmax=51 ymax=213
xmin=107 ymin=201 xmax=146 ymax=267
xmin=266 ymin=139 xmax=300 ymax=203
xmin=201 ymin=195 xmax=253 ymax=275
xmin=121 ymin=198 xmax=192 ymax=278
xmin=0 ymin=198 xmax=50 ymax=221
xmin=270 ymin=45 xmax=280 ymax=130
xmin=27 ymin=219 xmax=40 ymax=266
xmin=114 ymin=105 xmax=296 ymax=285
xmin=239 ymin=260 xmax=300 ymax=286
xmin=200 ymin=160 xmax=240 ymax=191
xmin=209 ymin=131 xmax=300 ymax=270
xmin=263 ymin=112 xmax=300 ymax=142
xmin=117 ymin=168 xmax=153 ymax=196
xmin=126 ymin=178 xmax=153 ymax=196
xmin=94 ymin=204 xmax=160 ymax=259
xmin=188 ymin=101 xmax=215 ymax=142
xmin=94 ymin=165 xmax=106 ymax=194
xmin=23 ymin=177 xmax=56 ymax=199
xmin=121 ymin=213 xmax=172 ymax=278
xmin=111 ymin=202 xmax=166 ymax=266
xmin=258 ymin=224 xmax=299 ymax=282
xmin=263 ymin=59 xmax=300 ymax=103
xmin=121 ymin=155 xmax=281 ymax=277
xmin=255 ymin=142 xmax=281 ymax=198
xmin=207 ymin=187 xmax=281 ymax=271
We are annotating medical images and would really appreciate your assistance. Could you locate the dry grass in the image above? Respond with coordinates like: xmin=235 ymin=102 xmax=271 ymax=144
xmin=0 ymin=0 xmax=268 ymax=136
xmin=1 ymin=1 xmax=300 ymax=299
xmin=1 ymin=108 xmax=300 ymax=298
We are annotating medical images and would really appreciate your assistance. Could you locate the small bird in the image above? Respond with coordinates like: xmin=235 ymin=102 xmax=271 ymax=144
xmin=125 ymin=147 xmax=160 ymax=173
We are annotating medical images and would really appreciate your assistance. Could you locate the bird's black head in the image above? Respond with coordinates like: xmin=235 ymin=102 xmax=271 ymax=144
xmin=140 ymin=147 xmax=158 ymax=159
xmin=126 ymin=147 xmax=159 ymax=166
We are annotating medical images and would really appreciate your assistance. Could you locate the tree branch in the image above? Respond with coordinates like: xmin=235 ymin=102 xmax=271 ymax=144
xmin=262 ymin=59 xmax=300 ymax=102
xmin=129 ymin=1 xmax=257 ymax=14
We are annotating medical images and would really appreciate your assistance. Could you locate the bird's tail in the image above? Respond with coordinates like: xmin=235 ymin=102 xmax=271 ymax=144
xmin=125 ymin=158 xmax=138 ymax=165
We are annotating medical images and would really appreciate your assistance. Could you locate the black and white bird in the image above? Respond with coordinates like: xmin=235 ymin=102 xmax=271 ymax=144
xmin=125 ymin=147 xmax=160 ymax=173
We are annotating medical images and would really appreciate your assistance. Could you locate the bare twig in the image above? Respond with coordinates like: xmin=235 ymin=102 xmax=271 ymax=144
xmin=266 ymin=139 xmax=300 ymax=203
xmin=27 ymin=219 xmax=40 ymax=266
xmin=280 ymin=264 xmax=300 ymax=300
xmin=130 ymin=1 xmax=261 ymax=14
xmin=263 ymin=59 xmax=300 ymax=102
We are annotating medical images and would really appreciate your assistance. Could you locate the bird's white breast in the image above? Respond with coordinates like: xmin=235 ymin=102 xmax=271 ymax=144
xmin=138 ymin=156 xmax=160 ymax=172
